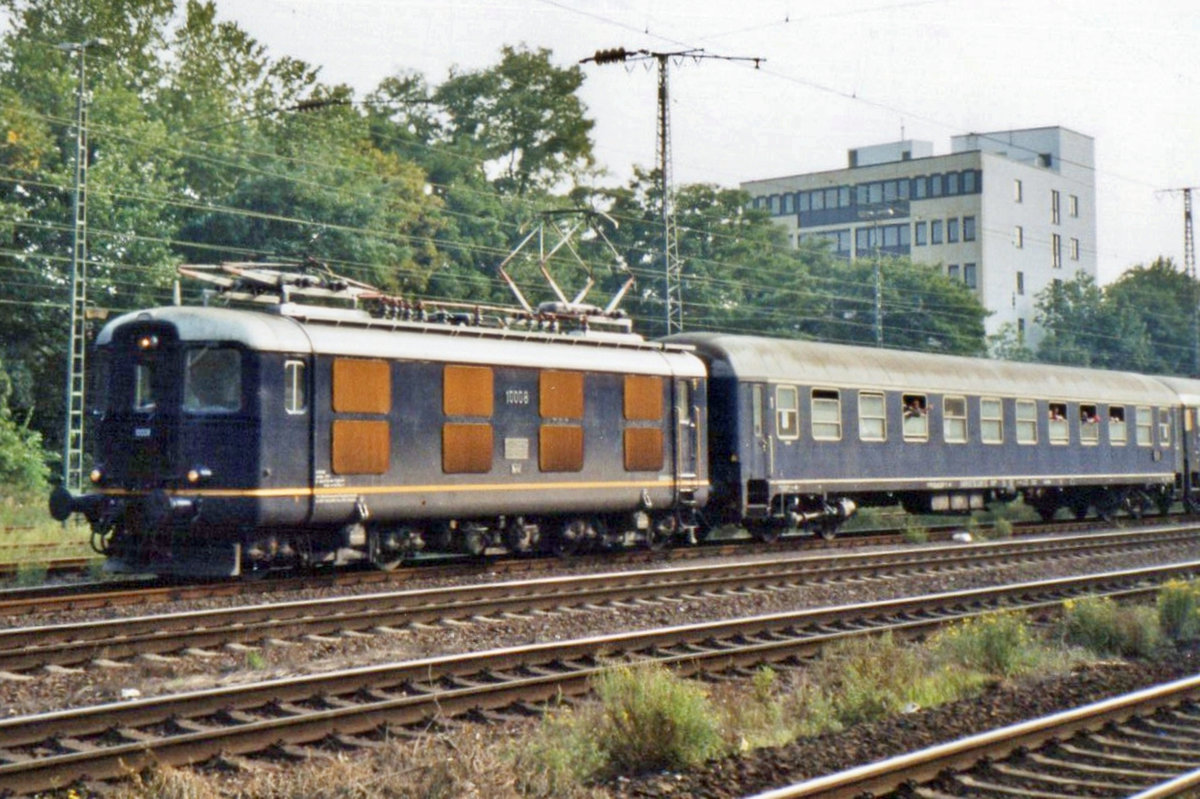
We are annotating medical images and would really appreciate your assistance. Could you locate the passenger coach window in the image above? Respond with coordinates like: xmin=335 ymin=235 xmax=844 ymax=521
xmin=183 ymin=347 xmax=241 ymax=412
xmin=776 ymin=386 xmax=799 ymax=440
xmin=1159 ymin=409 xmax=1172 ymax=446
xmin=902 ymin=393 xmax=928 ymax=441
xmin=1109 ymin=406 xmax=1127 ymax=445
xmin=1079 ymin=404 xmax=1099 ymax=444
xmin=1016 ymin=400 xmax=1038 ymax=444
xmin=1048 ymin=402 xmax=1068 ymax=444
xmin=980 ymin=398 xmax=1003 ymax=444
xmin=811 ymin=390 xmax=841 ymax=441
xmin=284 ymin=361 xmax=307 ymax=414
xmin=943 ymin=396 xmax=967 ymax=443
xmin=1136 ymin=406 xmax=1153 ymax=447
xmin=858 ymin=392 xmax=886 ymax=442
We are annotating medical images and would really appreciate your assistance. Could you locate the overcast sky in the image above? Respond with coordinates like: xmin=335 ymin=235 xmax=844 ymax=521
xmin=213 ymin=0 xmax=1200 ymax=284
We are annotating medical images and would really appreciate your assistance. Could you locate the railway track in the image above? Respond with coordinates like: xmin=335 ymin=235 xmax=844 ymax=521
xmin=750 ymin=674 xmax=1200 ymax=799
xmin=1 ymin=561 xmax=1198 ymax=794
xmin=0 ymin=517 xmax=1191 ymax=620
xmin=1 ymin=526 xmax=1196 ymax=674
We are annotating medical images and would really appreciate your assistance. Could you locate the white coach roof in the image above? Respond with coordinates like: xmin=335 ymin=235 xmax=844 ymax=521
xmin=667 ymin=332 xmax=1179 ymax=405
xmin=98 ymin=306 xmax=706 ymax=379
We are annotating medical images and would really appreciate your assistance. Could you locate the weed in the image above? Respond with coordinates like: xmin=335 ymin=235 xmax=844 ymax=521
xmin=592 ymin=660 xmax=723 ymax=774
xmin=244 ymin=650 xmax=267 ymax=670
xmin=13 ymin=561 xmax=47 ymax=587
xmin=932 ymin=611 xmax=1038 ymax=677
xmin=1158 ymin=579 xmax=1200 ymax=640
xmin=1063 ymin=596 xmax=1163 ymax=656
xmin=901 ymin=518 xmax=929 ymax=544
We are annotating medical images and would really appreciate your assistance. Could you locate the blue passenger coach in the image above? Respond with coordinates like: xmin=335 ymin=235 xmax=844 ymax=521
xmin=670 ymin=333 xmax=1183 ymax=538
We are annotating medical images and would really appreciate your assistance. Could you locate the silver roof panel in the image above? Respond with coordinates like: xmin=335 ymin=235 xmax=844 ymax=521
xmin=667 ymin=332 xmax=1178 ymax=405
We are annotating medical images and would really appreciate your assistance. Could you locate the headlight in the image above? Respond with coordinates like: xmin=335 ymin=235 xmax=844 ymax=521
xmin=187 ymin=467 xmax=213 ymax=484
xmin=89 ymin=468 xmax=103 ymax=484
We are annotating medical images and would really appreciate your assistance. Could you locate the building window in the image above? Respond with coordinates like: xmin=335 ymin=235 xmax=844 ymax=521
xmin=947 ymin=217 xmax=959 ymax=243
xmin=914 ymin=221 xmax=927 ymax=246
xmin=963 ymin=170 xmax=978 ymax=193
xmin=798 ymin=192 xmax=811 ymax=212
xmin=869 ymin=183 xmax=883 ymax=204
xmin=946 ymin=172 xmax=960 ymax=195
xmin=963 ymin=216 xmax=976 ymax=242
xmin=964 ymin=263 xmax=977 ymax=289
xmin=929 ymin=175 xmax=943 ymax=197
xmin=1014 ymin=179 xmax=1023 ymax=202
xmin=1069 ymin=194 xmax=1079 ymax=217
xmin=1070 ymin=238 xmax=1080 ymax=260
xmin=855 ymin=185 xmax=868 ymax=205
xmin=782 ymin=193 xmax=794 ymax=214
xmin=838 ymin=186 xmax=851 ymax=207
xmin=948 ymin=264 xmax=960 ymax=280
xmin=1051 ymin=189 xmax=1061 ymax=224
xmin=912 ymin=177 xmax=927 ymax=199
xmin=1016 ymin=271 xmax=1024 ymax=295
xmin=1018 ymin=318 xmax=1026 ymax=341
xmin=1052 ymin=233 xmax=1062 ymax=268
xmin=811 ymin=190 xmax=824 ymax=211
xmin=931 ymin=219 xmax=943 ymax=244
xmin=1014 ymin=226 xmax=1024 ymax=248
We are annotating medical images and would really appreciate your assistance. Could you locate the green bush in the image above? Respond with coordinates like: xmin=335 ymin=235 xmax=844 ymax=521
xmin=1063 ymin=596 xmax=1162 ymax=656
xmin=0 ymin=362 xmax=49 ymax=492
xmin=512 ymin=704 xmax=605 ymax=796
xmin=932 ymin=611 xmax=1036 ymax=676
xmin=901 ymin=518 xmax=929 ymax=544
xmin=1158 ymin=580 xmax=1200 ymax=641
xmin=592 ymin=661 xmax=723 ymax=774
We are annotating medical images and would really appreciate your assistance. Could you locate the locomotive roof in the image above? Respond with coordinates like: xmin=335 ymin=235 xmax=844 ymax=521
xmin=666 ymin=332 xmax=1179 ymax=405
xmin=98 ymin=306 xmax=706 ymax=378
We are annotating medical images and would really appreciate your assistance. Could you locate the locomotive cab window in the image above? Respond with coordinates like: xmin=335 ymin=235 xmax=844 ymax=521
xmin=858 ymin=391 xmax=886 ymax=442
xmin=943 ymin=396 xmax=967 ymax=444
xmin=1109 ymin=406 xmax=1127 ymax=445
xmin=1136 ymin=406 xmax=1153 ymax=447
xmin=980 ymin=397 xmax=1003 ymax=444
xmin=133 ymin=362 xmax=155 ymax=412
xmin=776 ymin=385 xmax=799 ymax=440
xmin=902 ymin=393 xmax=928 ymax=441
xmin=183 ymin=347 xmax=241 ymax=413
xmin=1159 ymin=408 xmax=1172 ymax=446
xmin=811 ymin=389 xmax=841 ymax=441
xmin=1016 ymin=399 xmax=1038 ymax=444
xmin=1048 ymin=402 xmax=1068 ymax=445
xmin=1079 ymin=404 xmax=1099 ymax=445
xmin=284 ymin=360 xmax=307 ymax=414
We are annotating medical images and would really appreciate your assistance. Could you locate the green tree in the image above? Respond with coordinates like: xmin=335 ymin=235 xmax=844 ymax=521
xmin=1104 ymin=257 xmax=1197 ymax=376
xmin=0 ymin=358 xmax=49 ymax=491
xmin=433 ymin=45 xmax=595 ymax=196
xmin=1034 ymin=271 xmax=1152 ymax=371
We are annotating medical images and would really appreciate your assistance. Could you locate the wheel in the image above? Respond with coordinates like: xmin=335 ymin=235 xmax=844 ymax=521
xmin=645 ymin=514 xmax=677 ymax=551
xmin=503 ymin=517 xmax=537 ymax=554
xmin=818 ymin=520 xmax=838 ymax=541
xmin=747 ymin=521 xmax=781 ymax=544
xmin=553 ymin=518 xmax=592 ymax=557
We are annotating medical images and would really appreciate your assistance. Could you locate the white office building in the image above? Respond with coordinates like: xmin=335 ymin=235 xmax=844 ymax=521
xmin=741 ymin=126 xmax=1097 ymax=344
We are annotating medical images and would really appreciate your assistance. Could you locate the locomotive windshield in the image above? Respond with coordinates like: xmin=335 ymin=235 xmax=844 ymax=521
xmin=133 ymin=362 xmax=155 ymax=412
xmin=183 ymin=346 xmax=242 ymax=412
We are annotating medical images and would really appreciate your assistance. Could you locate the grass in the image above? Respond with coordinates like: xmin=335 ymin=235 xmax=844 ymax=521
xmin=1062 ymin=595 xmax=1164 ymax=657
xmin=0 ymin=487 xmax=89 ymax=554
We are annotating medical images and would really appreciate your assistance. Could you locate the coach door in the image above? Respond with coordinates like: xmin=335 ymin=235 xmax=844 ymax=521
xmin=675 ymin=379 xmax=698 ymax=481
